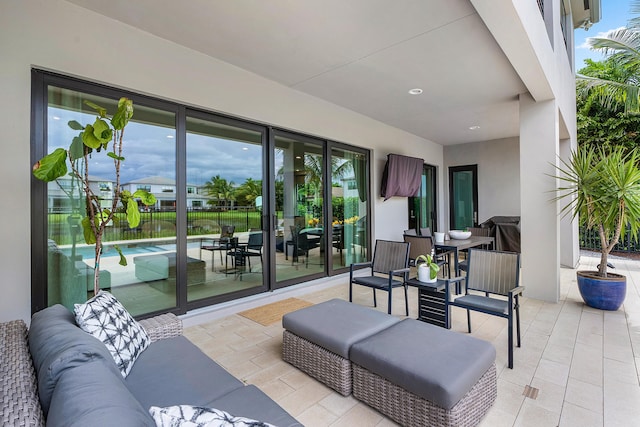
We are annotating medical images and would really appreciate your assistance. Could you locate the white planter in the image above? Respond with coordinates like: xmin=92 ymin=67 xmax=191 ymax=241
xmin=434 ymin=232 xmax=445 ymax=243
xmin=417 ymin=265 xmax=437 ymax=283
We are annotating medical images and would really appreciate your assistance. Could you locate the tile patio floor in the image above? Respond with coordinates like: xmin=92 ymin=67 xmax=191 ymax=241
xmin=182 ymin=253 xmax=640 ymax=427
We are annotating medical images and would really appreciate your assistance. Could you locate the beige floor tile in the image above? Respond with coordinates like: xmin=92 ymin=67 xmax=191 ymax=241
xmin=534 ymin=358 xmax=570 ymax=387
xmin=529 ymin=377 xmax=566 ymax=414
xmin=604 ymin=378 xmax=640 ymax=426
xmin=493 ymin=378 xmax=526 ymax=416
xmin=318 ymin=393 xmax=359 ymax=418
xmin=478 ymin=407 xmax=518 ymax=427
xmin=513 ymin=399 xmax=561 ymax=427
xmin=603 ymin=358 xmax=639 ymax=385
xmin=564 ymin=377 xmax=603 ymax=414
xmin=328 ymin=402 xmax=384 ymax=427
xmin=297 ymin=404 xmax=339 ymax=427
xmin=276 ymin=379 xmax=333 ymax=417
xmin=569 ymin=343 xmax=603 ymax=387
xmin=559 ymin=402 xmax=603 ymax=427
xmin=259 ymin=378 xmax=296 ymax=401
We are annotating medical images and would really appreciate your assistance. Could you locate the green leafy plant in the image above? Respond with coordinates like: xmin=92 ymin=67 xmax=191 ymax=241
xmin=32 ymin=98 xmax=156 ymax=294
xmin=415 ymin=252 xmax=440 ymax=280
xmin=553 ymin=145 xmax=640 ymax=277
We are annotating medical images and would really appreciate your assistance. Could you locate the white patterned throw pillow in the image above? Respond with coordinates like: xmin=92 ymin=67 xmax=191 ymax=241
xmin=74 ymin=290 xmax=150 ymax=377
xmin=149 ymin=405 xmax=277 ymax=427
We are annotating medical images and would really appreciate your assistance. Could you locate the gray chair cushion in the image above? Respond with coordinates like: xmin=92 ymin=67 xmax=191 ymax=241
xmin=46 ymin=359 xmax=154 ymax=427
xmin=125 ymin=335 xmax=243 ymax=409
xmin=28 ymin=304 xmax=120 ymax=415
xmin=282 ymin=298 xmax=400 ymax=358
xmin=454 ymin=294 xmax=509 ymax=315
xmin=206 ymin=385 xmax=303 ymax=427
xmin=352 ymin=276 xmax=404 ymax=289
xmin=350 ymin=319 xmax=496 ymax=409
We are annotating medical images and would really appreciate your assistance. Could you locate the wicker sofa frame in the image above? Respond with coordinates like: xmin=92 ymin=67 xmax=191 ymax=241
xmin=0 ymin=313 xmax=182 ymax=426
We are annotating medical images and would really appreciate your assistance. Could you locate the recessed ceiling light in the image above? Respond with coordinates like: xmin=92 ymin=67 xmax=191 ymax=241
xmin=167 ymin=135 xmax=174 ymax=138
xmin=295 ymin=156 xmax=302 ymax=159
xmin=469 ymin=125 xmax=481 ymax=130
xmin=408 ymin=88 xmax=423 ymax=95
xmin=242 ymin=147 xmax=249 ymax=151
xmin=52 ymin=116 xmax=61 ymax=120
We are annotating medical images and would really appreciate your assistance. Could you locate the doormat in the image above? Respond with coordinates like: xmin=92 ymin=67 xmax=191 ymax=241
xmin=238 ymin=297 xmax=313 ymax=326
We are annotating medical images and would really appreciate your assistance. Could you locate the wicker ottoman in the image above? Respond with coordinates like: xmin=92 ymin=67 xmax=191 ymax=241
xmin=350 ymin=319 xmax=497 ymax=427
xmin=281 ymin=298 xmax=400 ymax=395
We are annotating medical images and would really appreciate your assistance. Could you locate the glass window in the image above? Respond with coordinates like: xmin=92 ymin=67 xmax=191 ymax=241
xmin=274 ymin=133 xmax=325 ymax=284
xmin=186 ymin=115 xmax=265 ymax=303
xmin=331 ymin=148 xmax=368 ymax=271
xmin=44 ymin=85 xmax=177 ymax=316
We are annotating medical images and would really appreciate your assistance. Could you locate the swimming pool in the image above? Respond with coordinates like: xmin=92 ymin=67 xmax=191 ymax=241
xmin=60 ymin=244 xmax=169 ymax=260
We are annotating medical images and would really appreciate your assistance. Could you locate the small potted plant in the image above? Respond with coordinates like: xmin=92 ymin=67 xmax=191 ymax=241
xmin=415 ymin=251 xmax=440 ymax=283
xmin=554 ymin=145 xmax=640 ymax=310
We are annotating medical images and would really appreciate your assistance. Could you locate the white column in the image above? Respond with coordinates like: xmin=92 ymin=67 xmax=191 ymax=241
xmin=519 ymin=93 xmax=560 ymax=302
xmin=559 ymin=137 xmax=579 ymax=268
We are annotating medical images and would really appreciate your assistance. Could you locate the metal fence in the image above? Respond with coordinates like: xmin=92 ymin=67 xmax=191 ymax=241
xmin=580 ymin=225 xmax=640 ymax=253
xmin=48 ymin=206 xmax=263 ymax=244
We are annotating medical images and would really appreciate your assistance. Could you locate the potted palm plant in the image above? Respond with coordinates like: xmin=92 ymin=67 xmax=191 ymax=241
xmin=415 ymin=251 xmax=440 ymax=283
xmin=554 ymin=145 xmax=640 ymax=310
xmin=32 ymin=98 xmax=156 ymax=296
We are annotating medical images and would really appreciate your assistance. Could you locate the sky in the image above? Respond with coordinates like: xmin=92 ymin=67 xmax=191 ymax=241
xmin=574 ymin=0 xmax=635 ymax=71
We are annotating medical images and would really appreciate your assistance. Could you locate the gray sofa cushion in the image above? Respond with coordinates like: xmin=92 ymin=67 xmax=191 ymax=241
xmin=28 ymin=304 xmax=120 ymax=415
xmin=350 ymin=318 xmax=496 ymax=409
xmin=282 ymin=298 xmax=400 ymax=358
xmin=125 ymin=335 xmax=244 ymax=409
xmin=46 ymin=359 xmax=154 ymax=427
xmin=206 ymin=385 xmax=303 ymax=427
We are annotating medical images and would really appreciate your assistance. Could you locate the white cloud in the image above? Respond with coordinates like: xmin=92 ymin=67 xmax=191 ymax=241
xmin=577 ymin=26 xmax=627 ymax=49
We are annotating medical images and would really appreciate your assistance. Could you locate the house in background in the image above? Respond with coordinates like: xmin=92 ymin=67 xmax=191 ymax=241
xmin=121 ymin=176 xmax=209 ymax=210
xmin=1 ymin=0 xmax=600 ymax=322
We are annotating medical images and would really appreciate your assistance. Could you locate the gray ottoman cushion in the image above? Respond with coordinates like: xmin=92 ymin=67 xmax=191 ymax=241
xmin=282 ymin=298 xmax=400 ymax=358
xmin=206 ymin=385 xmax=302 ymax=427
xmin=350 ymin=318 xmax=496 ymax=409
xmin=125 ymin=335 xmax=243 ymax=409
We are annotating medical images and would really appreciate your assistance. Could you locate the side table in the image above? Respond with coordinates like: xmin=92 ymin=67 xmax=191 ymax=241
xmin=405 ymin=277 xmax=458 ymax=329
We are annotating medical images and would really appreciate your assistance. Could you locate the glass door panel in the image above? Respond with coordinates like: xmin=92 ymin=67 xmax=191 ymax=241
xmin=45 ymin=86 xmax=176 ymax=316
xmin=449 ymin=165 xmax=478 ymax=230
xmin=274 ymin=133 xmax=324 ymax=284
xmin=409 ymin=164 xmax=437 ymax=234
xmin=186 ymin=116 xmax=264 ymax=303
xmin=331 ymin=148 xmax=368 ymax=270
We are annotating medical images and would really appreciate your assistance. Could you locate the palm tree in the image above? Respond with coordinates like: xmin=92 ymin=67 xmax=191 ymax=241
xmin=203 ymin=175 xmax=235 ymax=208
xmin=236 ymin=178 xmax=262 ymax=207
xmin=577 ymin=2 xmax=640 ymax=113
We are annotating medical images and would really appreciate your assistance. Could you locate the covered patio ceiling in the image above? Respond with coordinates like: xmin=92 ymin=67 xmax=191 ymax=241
xmin=67 ymin=0 xmax=528 ymax=146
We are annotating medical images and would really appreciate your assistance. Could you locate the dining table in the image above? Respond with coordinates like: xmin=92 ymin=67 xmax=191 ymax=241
xmin=435 ymin=235 xmax=495 ymax=277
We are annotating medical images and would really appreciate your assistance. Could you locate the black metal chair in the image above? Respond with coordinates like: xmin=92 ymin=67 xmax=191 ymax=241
xmin=402 ymin=234 xmax=447 ymax=273
xmin=200 ymin=225 xmax=236 ymax=271
xmin=226 ymin=231 xmax=263 ymax=273
xmin=349 ymin=240 xmax=410 ymax=315
xmin=459 ymin=227 xmax=493 ymax=272
xmin=445 ymin=248 xmax=524 ymax=369
xmin=286 ymin=226 xmax=319 ymax=267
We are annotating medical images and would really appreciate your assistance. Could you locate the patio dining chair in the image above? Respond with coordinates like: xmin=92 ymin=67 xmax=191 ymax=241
xmin=402 ymin=234 xmax=447 ymax=274
xmin=459 ymin=226 xmax=493 ymax=272
xmin=349 ymin=239 xmax=410 ymax=315
xmin=200 ymin=225 xmax=236 ymax=271
xmin=445 ymin=248 xmax=524 ymax=368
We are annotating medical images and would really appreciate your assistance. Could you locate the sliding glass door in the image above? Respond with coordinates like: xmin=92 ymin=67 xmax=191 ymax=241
xmin=186 ymin=113 xmax=266 ymax=306
xmin=273 ymin=131 xmax=325 ymax=286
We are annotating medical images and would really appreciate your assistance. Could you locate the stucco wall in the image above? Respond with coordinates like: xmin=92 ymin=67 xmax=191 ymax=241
xmin=443 ymin=137 xmax=520 ymax=228
xmin=0 ymin=0 xmax=443 ymax=323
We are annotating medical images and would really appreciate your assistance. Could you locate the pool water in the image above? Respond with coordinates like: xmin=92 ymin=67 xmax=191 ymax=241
xmin=61 ymin=244 xmax=169 ymax=260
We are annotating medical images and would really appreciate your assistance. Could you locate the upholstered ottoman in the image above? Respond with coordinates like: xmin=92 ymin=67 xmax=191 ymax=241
xmin=282 ymin=298 xmax=400 ymax=395
xmin=134 ymin=253 xmax=206 ymax=292
xmin=350 ymin=319 xmax=497 ymax=427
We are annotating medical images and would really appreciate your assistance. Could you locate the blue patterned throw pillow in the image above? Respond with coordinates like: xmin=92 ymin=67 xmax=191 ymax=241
xmin=74 ymin=290 xmax=150 ymax=377
xmin=149 ymin=405 xmax=277 ymax=427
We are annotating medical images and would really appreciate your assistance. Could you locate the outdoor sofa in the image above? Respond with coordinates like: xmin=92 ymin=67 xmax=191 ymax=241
xmin=1 ymin=303 xmax=300 ymax=426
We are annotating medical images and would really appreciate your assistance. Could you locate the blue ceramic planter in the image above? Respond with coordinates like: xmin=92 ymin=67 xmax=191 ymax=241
xmin=577 ymin=271 xmax=626 ymax=311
